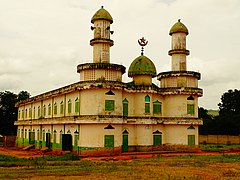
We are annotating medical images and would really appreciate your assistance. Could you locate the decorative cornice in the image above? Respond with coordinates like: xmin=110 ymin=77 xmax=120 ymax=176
xmin=157 ymin=71 xmax=201 ymax=80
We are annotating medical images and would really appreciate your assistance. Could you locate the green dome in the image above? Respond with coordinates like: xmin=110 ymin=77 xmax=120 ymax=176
xmin=91 ymin=6 xmax=113 ymax=24
xmin=128 ymin=55 xmax=157 ymax=77
xmin=169 ymin=19 xmax=188 ymax=35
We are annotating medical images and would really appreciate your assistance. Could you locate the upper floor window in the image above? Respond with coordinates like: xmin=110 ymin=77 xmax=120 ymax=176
xmin=54 ymin=102 xmax=57 ymax=115
xmin=75 ymin=97 xmax=80 ymax=113
xmin=145 ymin=95 xmax=150 ymax=114
xmin=29 ymin=108 xmax=32 ymax=118
xmin=187 ymin=96 xmax=195 ymax=115
xmin=48 ymin=104 xmax=51 ymax=116
xmin=25 ymin=109 xmax=27 ymax=118
xmin=43 ymin=105 xmax=46 ymax=117
xmin=105 ymin=100 xmax=114 ymax=111
xmin=38 ymin=106 xmax=41 ymax=118
xmin=153 ymin=100 xmax=162 ymax=114
xmin=60 ymin=101 xmax=64 ymax=114
xmin=122 ymin=98 xmax=128 ymax=116
xmin=22 ymin=110 xmax=24 ymax=119
xmin=68 ymin=99 xmax=72 ymax=114
xmin=18 ymin=110 xmax=21 ymax=119
xmin=33 ymin=107 xmax=35 ymax=119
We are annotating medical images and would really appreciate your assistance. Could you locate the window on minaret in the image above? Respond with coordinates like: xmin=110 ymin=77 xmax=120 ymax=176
xmin=187 ymin=96 xmax=195 ymax=115
xmin=153 ymin=100 xmax=162 ymax=114
xmin=145 ymin=95 xmax=150 ymax=114
xmin=60 ymin=101 xmax=64 ymax=114
xmin=38 ymin=106 xmax=41 ymax=118
xmin=75 ymin=97 xmax=80 ymax=113
xmin=43 ymin=105 xmax=46 ymax=117
xmin=68 ymin=99 xmax=72 ymax=114
xmin=105 ymin=100 xmax=115 ymax=111
xmin=48 ymin=104 xmax=51 ymax=116
xmin=122 ymin=98 xmax=128 ymax=116
xmin=54 ymin=102 xmax=57 ymax=115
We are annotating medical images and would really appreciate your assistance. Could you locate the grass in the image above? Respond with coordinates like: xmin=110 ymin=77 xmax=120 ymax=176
xmin=0 ymin=154 xmax=240 ymax=179
xmin=200 ymin=144 xmax=240 ymax=152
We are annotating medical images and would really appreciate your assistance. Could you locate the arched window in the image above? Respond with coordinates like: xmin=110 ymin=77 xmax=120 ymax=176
xmin=187 ymin=96 xmax=195 ymax=115
xmin=54 ymin=102 xmax=57 ymax=115
xmin=43 ymin=105 xmax=46 ymax=117
xmin=48 ymin=103 xmax=51 ymax=116
xmin=153 ymin=100 xmax=162 ymax=114
xmin=122 ymin=98 xmax=128 ymax=116
xmin=60 ymin=101 xmax=64 ymax=114
xmin=75 ymin=97 xmax=80 ymax=113
xmin=33 ymin=107 xmax=35 ymax=119
xmin=153 ymin=130 xmax=162 ymax=146
xmin=145 ymin=95 xmax=150 ymax=114
xmin=68 ymin=99 xmax=72 ymax=114
xmin=25 ymin=109 xmax=27 ymax=118
xmin=53 ymin=130 xmax=57 ymax=144
xmin=29 ymin=108 xmax=32 ymax=118
xmin=38 ymin=106 xmax=41 ymax=118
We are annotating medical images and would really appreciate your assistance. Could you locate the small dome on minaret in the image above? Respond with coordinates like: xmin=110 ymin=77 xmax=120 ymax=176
xmin=91 ymin=6 xmax=113 ymax=24
xmin=169 ymin=19 xmax=189 ymax=35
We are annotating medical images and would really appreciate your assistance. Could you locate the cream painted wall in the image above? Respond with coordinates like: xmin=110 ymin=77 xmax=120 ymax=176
xmin=165 ymin=125 xmax=199 ymax=145
xmin=133 ymin=75 xmax=152 ymax=86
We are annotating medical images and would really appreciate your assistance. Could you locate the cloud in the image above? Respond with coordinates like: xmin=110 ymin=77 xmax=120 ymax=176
xmin=0 ymin=0 xmax=239 ymax=110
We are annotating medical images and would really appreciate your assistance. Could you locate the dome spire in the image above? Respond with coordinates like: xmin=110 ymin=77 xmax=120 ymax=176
xmin=138 ymin=37 xmax=148 ymax=55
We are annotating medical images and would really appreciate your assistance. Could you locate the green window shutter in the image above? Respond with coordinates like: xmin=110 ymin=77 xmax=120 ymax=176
xmin=75 ymin=98 xmax=80 ymax=113
xmin=187 ymin=104 xmax=195 ymax=115
xmin=33 ymin=108 xmax=35 ymax=119
xmin=60 ymin=101 xmax=64 ymax=114
xmin=22 ymin=110 xmax=24 ymax=119
xmin=43 ymin=106 xmax=46 ymax=117
xmin=54 ymin=103 xmax=57 ymax=115
xmin=29 ymin=108 xmax=32 ymax=118
xmin=25 ymin=109 xmax=27 ymax=118
xmin=153 ymin=135 xmax=162 ymax=146
xmin=123 ymin=103 xmax=128 ymax=116
xmin=153 ymin=101 xmax=162 ymax=114
xmin=53 ymin=132 xmax=57 ymax=143
xmin=104 ymin=135 xmax=114 ymax=148
xmin=188 ymin=135 xmax=195 ymax=146
xmin=48 ymin=105 xmax=51 ymax=116
xmin=105 ymin=100 xmax=114 ymax=111
xmin=145 ymin=95 xmax=150 ymax=114
xmin=74 ymin=134 xmax=79 ymax=146
xmin=38 ymin=106 xmax=41 ymax=117
xmin=145 ymin=103 xmax=150 ymax=113
xmin=68 ymin=100 xmax=72 ymax=114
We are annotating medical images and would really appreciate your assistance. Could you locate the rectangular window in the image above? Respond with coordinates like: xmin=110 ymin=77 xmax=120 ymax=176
xmin=74 ymin=134 xmax=79 ymax=146
xmin=187 ymin=104 xmax=195 ymax=115
xmin=60 ymin=102 xmax=64 ymax=114
xmin=29 ymin=108 xmax=32 ymax=118
xmin=188 ymin=135 xmax=195 ymax=146
xmin=53 ymin=133 xmax=57 ymax=143
xmin=104 ymin=135 xmax=114 ymax=148
xmin=123 ymin=103 xmax=128 ymax=116
xmin=153 ymin=102 xmax=162 ymax=114
xmin=75 ymin=100 xmax=80 ymax=113
xmin=153 ymin=135 xmax=162 ymax=146
xmin=145 ymin=103 xmax=150 ymax=114
xmin=22 ymin=110 xmax=24 ymax=119
xmin=54 ymin=103 xmax=57 ymax=115
xmin=68 ymin=101 xmax=72 ymax=114
xmin=25 ymin=109 xmax=27 ymax=118
xmin=38 ymin=106 xmax=41 ymax=118
xmin=48 ymin=105 xmax=51 ymax=116
xmin=105 ymin=100 xmax=114 ymax=111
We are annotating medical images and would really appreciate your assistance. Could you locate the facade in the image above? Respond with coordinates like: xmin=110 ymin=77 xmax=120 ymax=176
xmin=15 ymin=7 xmax=203 ymax=154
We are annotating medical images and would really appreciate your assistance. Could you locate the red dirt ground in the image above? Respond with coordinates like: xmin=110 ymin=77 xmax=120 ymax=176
xmin=0 ymin=146 xmax=240 ymax=160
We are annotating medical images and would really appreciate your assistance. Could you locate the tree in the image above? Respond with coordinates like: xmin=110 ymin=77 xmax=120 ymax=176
xmin=0 ymin=91 xmax=30 ymax=135
xmin=217 ymin=89 xmax=240 ymax=135
xmin=198 ymin=107 xmax=215 ymax=135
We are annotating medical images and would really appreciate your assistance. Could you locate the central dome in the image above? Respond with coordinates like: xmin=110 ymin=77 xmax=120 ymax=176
xmin=128 ymin=55 xmax=157 ymax=77
xmin=91 ymin=6 xmax=113 ymax=24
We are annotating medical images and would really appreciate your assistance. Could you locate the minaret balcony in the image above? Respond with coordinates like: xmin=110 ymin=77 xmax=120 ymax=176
xmin=77 ymin=63 xmax=125 ymax=74
xmin=159 ymin=87 xmax=203 ymax=96
xmin=90 ymin=38 xmax=114 ymax=46
xmin=157 ymin=71 xmax=201 ymax=80
xmin=168 ymin=49 xmax=189 ymax=56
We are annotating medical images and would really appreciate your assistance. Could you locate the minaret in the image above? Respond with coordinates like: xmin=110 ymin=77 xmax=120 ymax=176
xmin=90 ymin=6 xmax=114 ymax=63
xmin=157 ymin=20 xmax=203 ymax=118
xmin=169 ymin=19 xmax=189 ymax=71
xmin=77 ymin=7 xmax=125 ymax=82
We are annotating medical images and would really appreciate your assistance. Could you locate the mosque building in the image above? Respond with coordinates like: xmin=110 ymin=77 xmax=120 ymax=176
xmin=15 ymin=6 xmax=203 ymax=154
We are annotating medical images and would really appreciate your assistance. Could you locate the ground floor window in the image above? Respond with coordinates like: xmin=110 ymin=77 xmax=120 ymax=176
xmin=153 ymin=130 xmax=162 ymax=146
xmin=188 ymin=135 xmax=195 ymax=146
xmin=104 ymin=135 xmax=114 ymax=148
xmin=74 ymin=132 xmax=79 ymax=147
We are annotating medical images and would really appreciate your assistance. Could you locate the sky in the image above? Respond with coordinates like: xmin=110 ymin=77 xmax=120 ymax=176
xmin=0 ymin=0 xmax=239 ymax=110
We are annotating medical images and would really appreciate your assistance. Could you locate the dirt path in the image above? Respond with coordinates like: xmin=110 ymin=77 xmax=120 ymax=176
xmin=1 ymin=146 xmax=240 ymax=160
